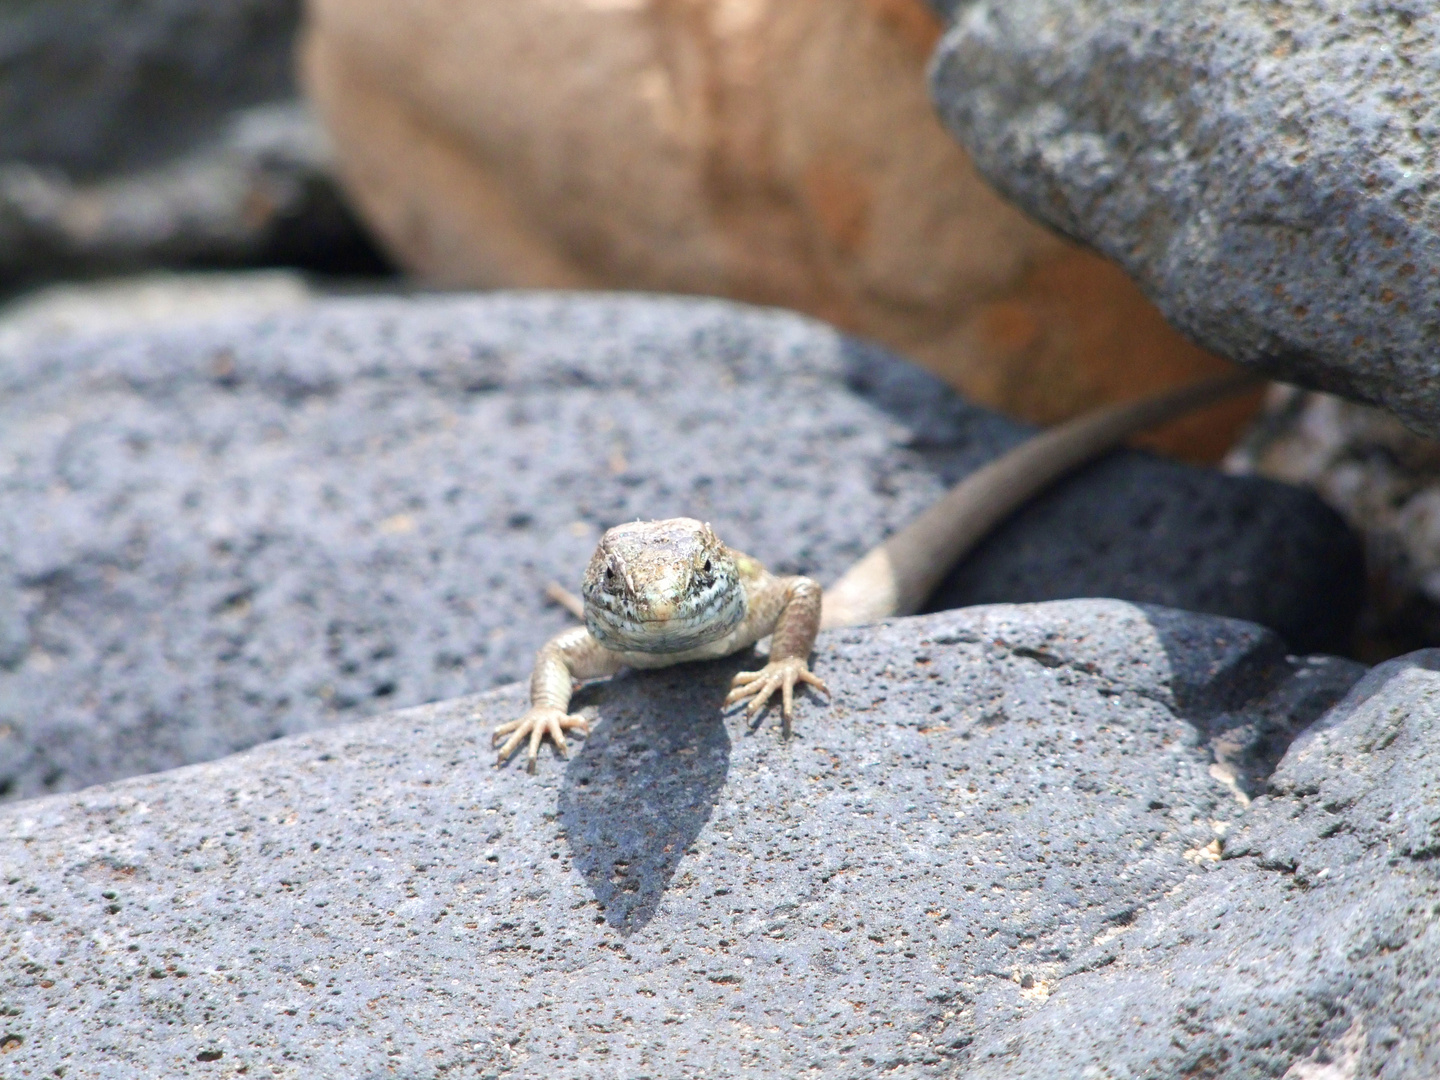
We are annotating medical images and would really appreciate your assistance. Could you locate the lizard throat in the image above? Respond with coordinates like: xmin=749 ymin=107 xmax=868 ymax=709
xmin=584 ymin=587 xmax=746 ymax=654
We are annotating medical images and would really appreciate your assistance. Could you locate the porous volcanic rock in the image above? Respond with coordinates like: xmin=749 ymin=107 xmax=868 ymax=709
xmin=0 ymin=294 xmax=1358 ymax=802
xmin=932 ymin=1 xmax=1440 ymax=437
xmin=7 ymin=601 xmax=1423 ymax=1078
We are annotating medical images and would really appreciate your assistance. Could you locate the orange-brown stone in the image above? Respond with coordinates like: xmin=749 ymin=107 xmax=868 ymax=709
xmin=301 ymin=0 xmax=1256 ymax=461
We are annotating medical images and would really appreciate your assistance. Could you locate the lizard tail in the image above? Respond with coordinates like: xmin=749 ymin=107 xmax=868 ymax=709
xmin=819 ymin=371 xmax=1265 ymax=630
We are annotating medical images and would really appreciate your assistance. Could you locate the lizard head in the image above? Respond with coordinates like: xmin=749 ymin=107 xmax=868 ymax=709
xmin=581 ymin=517 xmax=746 ymax=653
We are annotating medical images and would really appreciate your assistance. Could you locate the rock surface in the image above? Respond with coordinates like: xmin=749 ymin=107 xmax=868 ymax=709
xmin=7 ymin=600 xmax=1423 ymax=1078
xmin=1228 ymin=386 xmax=1440 ymax=658
xmin=0 ymin=0 xmax=300 ymax=178
xmin=0 ymin=102 xmax=390 ymax=289
xmin=931 ymin=1 xmax=1440 ymax=437
xmin=0 ymin=271 xmax=317 ymax=353
xmin=300 ymin=0 xmax=1253 ymax=460
xmin=0 ymin=294 xmax=1360 ymax=803
xmin=926 ymin=446 xmax=1363 ymax=649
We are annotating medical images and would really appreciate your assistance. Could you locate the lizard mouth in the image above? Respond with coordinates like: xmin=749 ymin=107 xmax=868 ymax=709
xmin=585 ymin=595 xmax=745 ymax=654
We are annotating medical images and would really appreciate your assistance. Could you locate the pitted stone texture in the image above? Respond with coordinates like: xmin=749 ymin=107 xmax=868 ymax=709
xmin=926 ymin=449 xmax=1362 ymax=652
xmin=932 ymin=2 xmax=1440 ymax=437
xmin=0 ymin=293 xmax=1358 ymax=802
xmin=0 ymin=602 xmax=1381 ymax=1078
xmin=962 ymin=647 xmax=1440 ymax=1079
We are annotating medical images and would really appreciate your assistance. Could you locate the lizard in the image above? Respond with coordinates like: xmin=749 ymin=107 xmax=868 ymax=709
xmin=494 ymin=372 xmax=1262 ymax=771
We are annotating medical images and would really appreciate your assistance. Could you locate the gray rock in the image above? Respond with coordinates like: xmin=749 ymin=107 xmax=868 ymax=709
xmin=0 ymin=270 xmax=317 ymax=350
xmin=924 ymin=0 xmax=972 ymax=21
xmin=931 ymin=2 xmax=1440 ymax=437
xmin=926 ymin=449 xmax=1363 ymax=656
xmin=960 ymin=646 xmax=1440 ymax=1079
xmin=0 ymin=1 xmax=387 ymax=286
xmin=1 ymin=599 xmax=1400 ymax=1077
xmin=0 ymin=293 xmax=1360 ymax=803
xmin=0 ymin=0 xmax=299 ymax=178
xmin=0 ymin=102 xmax=389 ymax=288
xmin=1226 ymin=385 xmax=1440 ymax=656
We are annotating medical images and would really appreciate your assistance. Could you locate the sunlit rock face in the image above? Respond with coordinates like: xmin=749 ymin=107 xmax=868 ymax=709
xmin=933 ymin=1 xmax=1440 ymax=437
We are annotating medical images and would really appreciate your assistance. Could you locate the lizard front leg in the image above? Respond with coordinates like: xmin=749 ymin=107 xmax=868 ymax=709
xmin=494 ymin=626 xmax=623 ymax=773
xmin=724 ymin=575 xmax=829 ymax=737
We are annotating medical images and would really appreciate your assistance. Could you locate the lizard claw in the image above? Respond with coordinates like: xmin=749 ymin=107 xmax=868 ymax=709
xmin=725 ymin=656 xmax=829 ymax=737
xmin=494 ymin=707 xmax=590 ymax=773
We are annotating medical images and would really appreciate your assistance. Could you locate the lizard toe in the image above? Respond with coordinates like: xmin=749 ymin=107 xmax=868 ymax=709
xmin=495 ymin=707 xmax=588 ymax=770
xmin=744 ymin=678 xmax=782 ymax=718
xmin=491 ymin=718 xmax=526 ymax=745
xmin=495 ymin=724 xmax=530 ymax=765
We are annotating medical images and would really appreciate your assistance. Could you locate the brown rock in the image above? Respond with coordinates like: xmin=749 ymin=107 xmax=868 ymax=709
xmin=300 ymin=0 xmax=1256 ymax=460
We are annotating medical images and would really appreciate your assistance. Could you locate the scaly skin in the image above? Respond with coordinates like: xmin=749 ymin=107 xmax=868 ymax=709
xmin=494 ymin=373 xmax=1262 ymax=771
xmin=494 ymin=518 xmax=827 ymax=771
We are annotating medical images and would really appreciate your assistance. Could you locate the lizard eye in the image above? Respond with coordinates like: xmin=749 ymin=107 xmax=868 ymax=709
xmin=702 ymin=559 xmax=712 ymax=574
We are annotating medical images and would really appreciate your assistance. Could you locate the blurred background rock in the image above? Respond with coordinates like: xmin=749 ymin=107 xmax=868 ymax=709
xmin=0 ymin=0 xmax=390 ymax=288
xmin=297 ymin=0 xmax=1258 ymax=463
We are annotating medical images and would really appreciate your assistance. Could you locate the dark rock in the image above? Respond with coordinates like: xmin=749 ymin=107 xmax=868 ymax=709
xmin=0 ymin=102 xmax=392 ymax=288
xmin=924 ymin=0 xmax=972 ymax=21
xmin=931 ymin=2 xmax=1440 ymax=438
xmin=0 ymin=294 xmax=1359 ymax=801
xmin=0 ymin=0 xmax=300 ymax=178
xmin=1 ymin=599 xmax=1400 ymax=1077
xmin=930 ymin=450 xmax=1363 ymax=656
xmin=0 ymin=0 xmax=386 ymax=285
xmin=1225 ymin=386 xmax=1440 ymax=658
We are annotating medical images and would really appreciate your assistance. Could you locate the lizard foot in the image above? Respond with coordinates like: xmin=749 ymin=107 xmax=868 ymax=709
xmin=494 ymin=707 xmax=590 ymax=773
xmin=724 ymin=656 xmax=830 ymax=737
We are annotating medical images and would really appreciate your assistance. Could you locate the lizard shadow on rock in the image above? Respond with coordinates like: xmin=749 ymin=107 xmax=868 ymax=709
xmin=558 ymin=655 xmax=743 ymax=934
